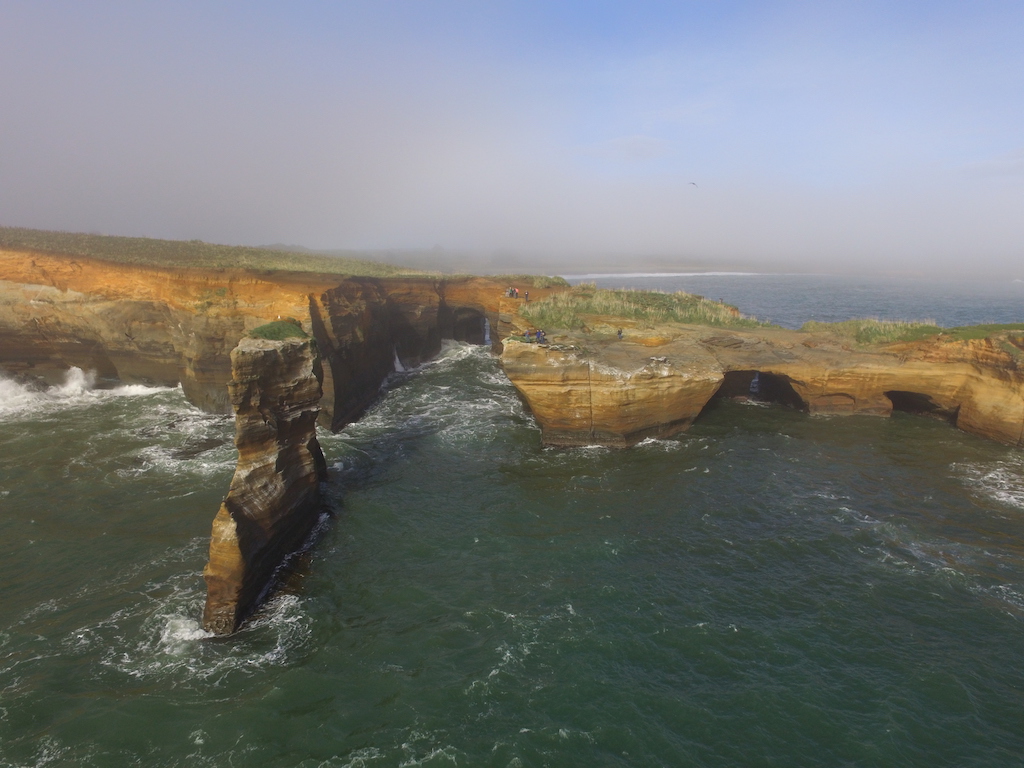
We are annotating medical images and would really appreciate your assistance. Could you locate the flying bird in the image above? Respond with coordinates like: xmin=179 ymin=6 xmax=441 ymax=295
xmin=689 ymin=182 xmax=698 ymax=188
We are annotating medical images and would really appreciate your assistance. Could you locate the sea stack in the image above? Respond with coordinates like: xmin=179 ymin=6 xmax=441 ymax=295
xmin=202 ymin=332 xmax=327 ymax=635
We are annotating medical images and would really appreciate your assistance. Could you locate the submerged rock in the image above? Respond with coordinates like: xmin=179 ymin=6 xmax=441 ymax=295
xmin=202 ymin=335 xmax=327 ymax=635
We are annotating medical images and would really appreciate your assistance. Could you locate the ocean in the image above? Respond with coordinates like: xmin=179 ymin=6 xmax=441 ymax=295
xmin=562 ymin=272 xmax=1024 ymax=329
xmin=1 ymin=274 xmax=1023 ymax=766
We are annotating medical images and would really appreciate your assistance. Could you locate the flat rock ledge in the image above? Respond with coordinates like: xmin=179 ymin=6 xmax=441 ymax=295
xmin=501 ymin=326 xmax=1024 ymax=449
xmin=202 ymin=336 xmax=327 ymax=635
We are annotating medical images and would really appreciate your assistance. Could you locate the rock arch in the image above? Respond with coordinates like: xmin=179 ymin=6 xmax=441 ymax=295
xmin=885 ymin=389 xmax=959 ymax=423
xmin=710 ymin=369 xmax=807 ymax=410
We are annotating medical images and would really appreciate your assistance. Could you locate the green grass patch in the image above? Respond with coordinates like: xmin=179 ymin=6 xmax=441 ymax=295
xmin=519 ymin=284 xmax=765 ymax=330
xmin=490 ymin=274 xmax=571 ymax=289
xmin=800 ymin=318 xmax=941 ymax=344
xmin=800 ymin=319 xmax=1024 ymax=345
xmin=0 ymin=226 xmax=433 ymax=277
xmin=940 ymin=323 xmax=1024 ymax=341
xmin=248 ymin=320 xmax=308 ymax=340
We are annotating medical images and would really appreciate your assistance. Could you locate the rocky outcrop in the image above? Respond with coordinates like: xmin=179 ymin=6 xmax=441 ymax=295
xmin=202 ymin=335 xmax=328 ymax=635
xmin=501 ymin=324 xmax=1024 ymax=448
xmin=0 ymin=248 xmax=536 ymax=428
xmin=0 ymin=248 xmax=568 ymax=632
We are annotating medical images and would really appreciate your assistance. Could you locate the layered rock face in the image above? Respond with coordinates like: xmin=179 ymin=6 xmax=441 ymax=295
xmin=0 ymin=248 xmax=524 ymax=427
xmin=502 ymin=325 xmax=1024 ymax=448
xmin=203 ymin=336 xmax=328 ymax=635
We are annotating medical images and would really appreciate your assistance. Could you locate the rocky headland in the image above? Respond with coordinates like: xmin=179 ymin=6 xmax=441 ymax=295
xmin=501 ymin=320 xmax=1024 ymax=449
xmin=0 ymin=245 xmax=558 ymax=427
xmin=4 ymin=231 xmax=1023 ymax=632
xmin=0 ymin=237 xmax=562 ymax=632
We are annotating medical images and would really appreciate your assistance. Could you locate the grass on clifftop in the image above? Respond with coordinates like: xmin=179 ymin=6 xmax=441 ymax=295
xmin=490 ymin=274 xmax=571 ymax=289
xmin=248 ymin=320 xmax=309 ymax=340
xmin=0 ymin=226 xmax=433 ymax=277
xmin=801 ymin=318 xmax=1024 ymax=345
xmin=519 ymin=284 xmax=765 ymax=330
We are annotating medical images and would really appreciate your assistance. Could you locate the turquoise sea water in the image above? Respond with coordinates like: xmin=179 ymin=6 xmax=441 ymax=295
xmin=1 ymin=276 xmax=1024 ymax=766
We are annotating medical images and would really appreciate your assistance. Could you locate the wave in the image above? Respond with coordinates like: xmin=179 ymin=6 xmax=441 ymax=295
xmin=324 ymin=342 xmax=527 ymax=449
xmin=65 ymin=564 xmax=313 ymax=685
xmin=409 ymin=338 xmax=488 ymax=370
xmin=954 ymin=457 xmax=1024 ymax=511
xmin=0 ymin=367 xmax=176 ymax=419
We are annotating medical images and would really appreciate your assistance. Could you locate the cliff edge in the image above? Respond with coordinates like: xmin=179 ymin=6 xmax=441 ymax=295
xmin=0 ymin=247 xmax=553 ymax=427
xmin=202 ymin=333 xmax=327 ymax=635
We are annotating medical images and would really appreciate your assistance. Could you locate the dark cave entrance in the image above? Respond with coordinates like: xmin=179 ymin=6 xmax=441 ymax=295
xmin=451 ymin=308 xmax=487 ymax=345
xmin=884 ymin=390 xmax=959 ymax=423
xmin=710 ymin=370 xmax=807 ymax=410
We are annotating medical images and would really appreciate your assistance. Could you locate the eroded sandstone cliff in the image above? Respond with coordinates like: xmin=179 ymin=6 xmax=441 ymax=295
xmin=501 ymin=324 xmax=1024 ymax=448
xmin=202 ymin=335 xmax=327 ymax=635
xmin=0 ymin=248 xmax=532 ymax=427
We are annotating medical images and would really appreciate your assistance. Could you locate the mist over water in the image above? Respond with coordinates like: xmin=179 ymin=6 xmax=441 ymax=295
xmin=2 ymin=280 xmax=1024 ymax=765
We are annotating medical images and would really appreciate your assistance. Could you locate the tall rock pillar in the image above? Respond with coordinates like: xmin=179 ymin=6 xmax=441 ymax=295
xmin=202 ymin=334 xmax=328 ymax=635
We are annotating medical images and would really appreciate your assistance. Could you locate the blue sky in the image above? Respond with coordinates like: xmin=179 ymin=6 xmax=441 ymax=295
xmin=1 ymin=1 xmax=1022 ymax=274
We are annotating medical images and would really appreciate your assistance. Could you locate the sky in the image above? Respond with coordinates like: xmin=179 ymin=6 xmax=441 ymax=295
xmin=1 ymin=1 xmax=1022 ymax=275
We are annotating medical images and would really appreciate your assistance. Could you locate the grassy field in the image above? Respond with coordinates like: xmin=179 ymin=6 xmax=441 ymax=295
xmin=491 ymin=274 xmax=570 ymax=289
xmin=0 ymin=227 xmax=435 ymax=277
xmin=801 ymin=318 xmax=1024 ymax=345
xmin=800 ymin=318 xmax=941 ymax=344
xmin=519 ymin=284 xmax=765 ymax=330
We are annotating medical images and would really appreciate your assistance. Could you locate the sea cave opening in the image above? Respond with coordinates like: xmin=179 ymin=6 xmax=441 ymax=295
xmin=884 ymin=390 xmax=959 ymax=423
xmin=450 ymin=308 xmax=488 ymax=345
xmin=709 ymin=370 xmax=807 ymax=410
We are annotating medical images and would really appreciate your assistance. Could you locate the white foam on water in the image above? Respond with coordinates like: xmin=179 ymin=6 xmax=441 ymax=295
xmin=38 ymin=543 xmax=314 ymax=686
xmin=954 ymin=457 xmax=1024 ymax=511
xmin=833 ymin=506 xmax=880 ymax=527
xmin=463 ymin=604 xmax=582 ymax=701
xmin=324 ymin=747 xmax=385 ymax=767
xmin=117 ymin=441 xmax=235 ymax=479
xmin=634 ymin=436 xmax=686 ymax=451
xmin=398 ymin=745 xmax=461 ymax=767
xmin=0 ymin=368 xmax=176 ymax=419
xmin=866 ymin=512 xmax=1024 ymax=618
xmin=21 ymin=736 xmax=73 ymax=767
xmin=334 ymin=342 xmax=528 ymax=455
xmin=101 ymin=590 xmax=312 ymax=683
xmin=407 ymin=339 xmax=484 ymax=372
xmin=158 ymin=617 xmax=214 ymax=653
xmin=980 ymin=583 xmax=1024 ymax=614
